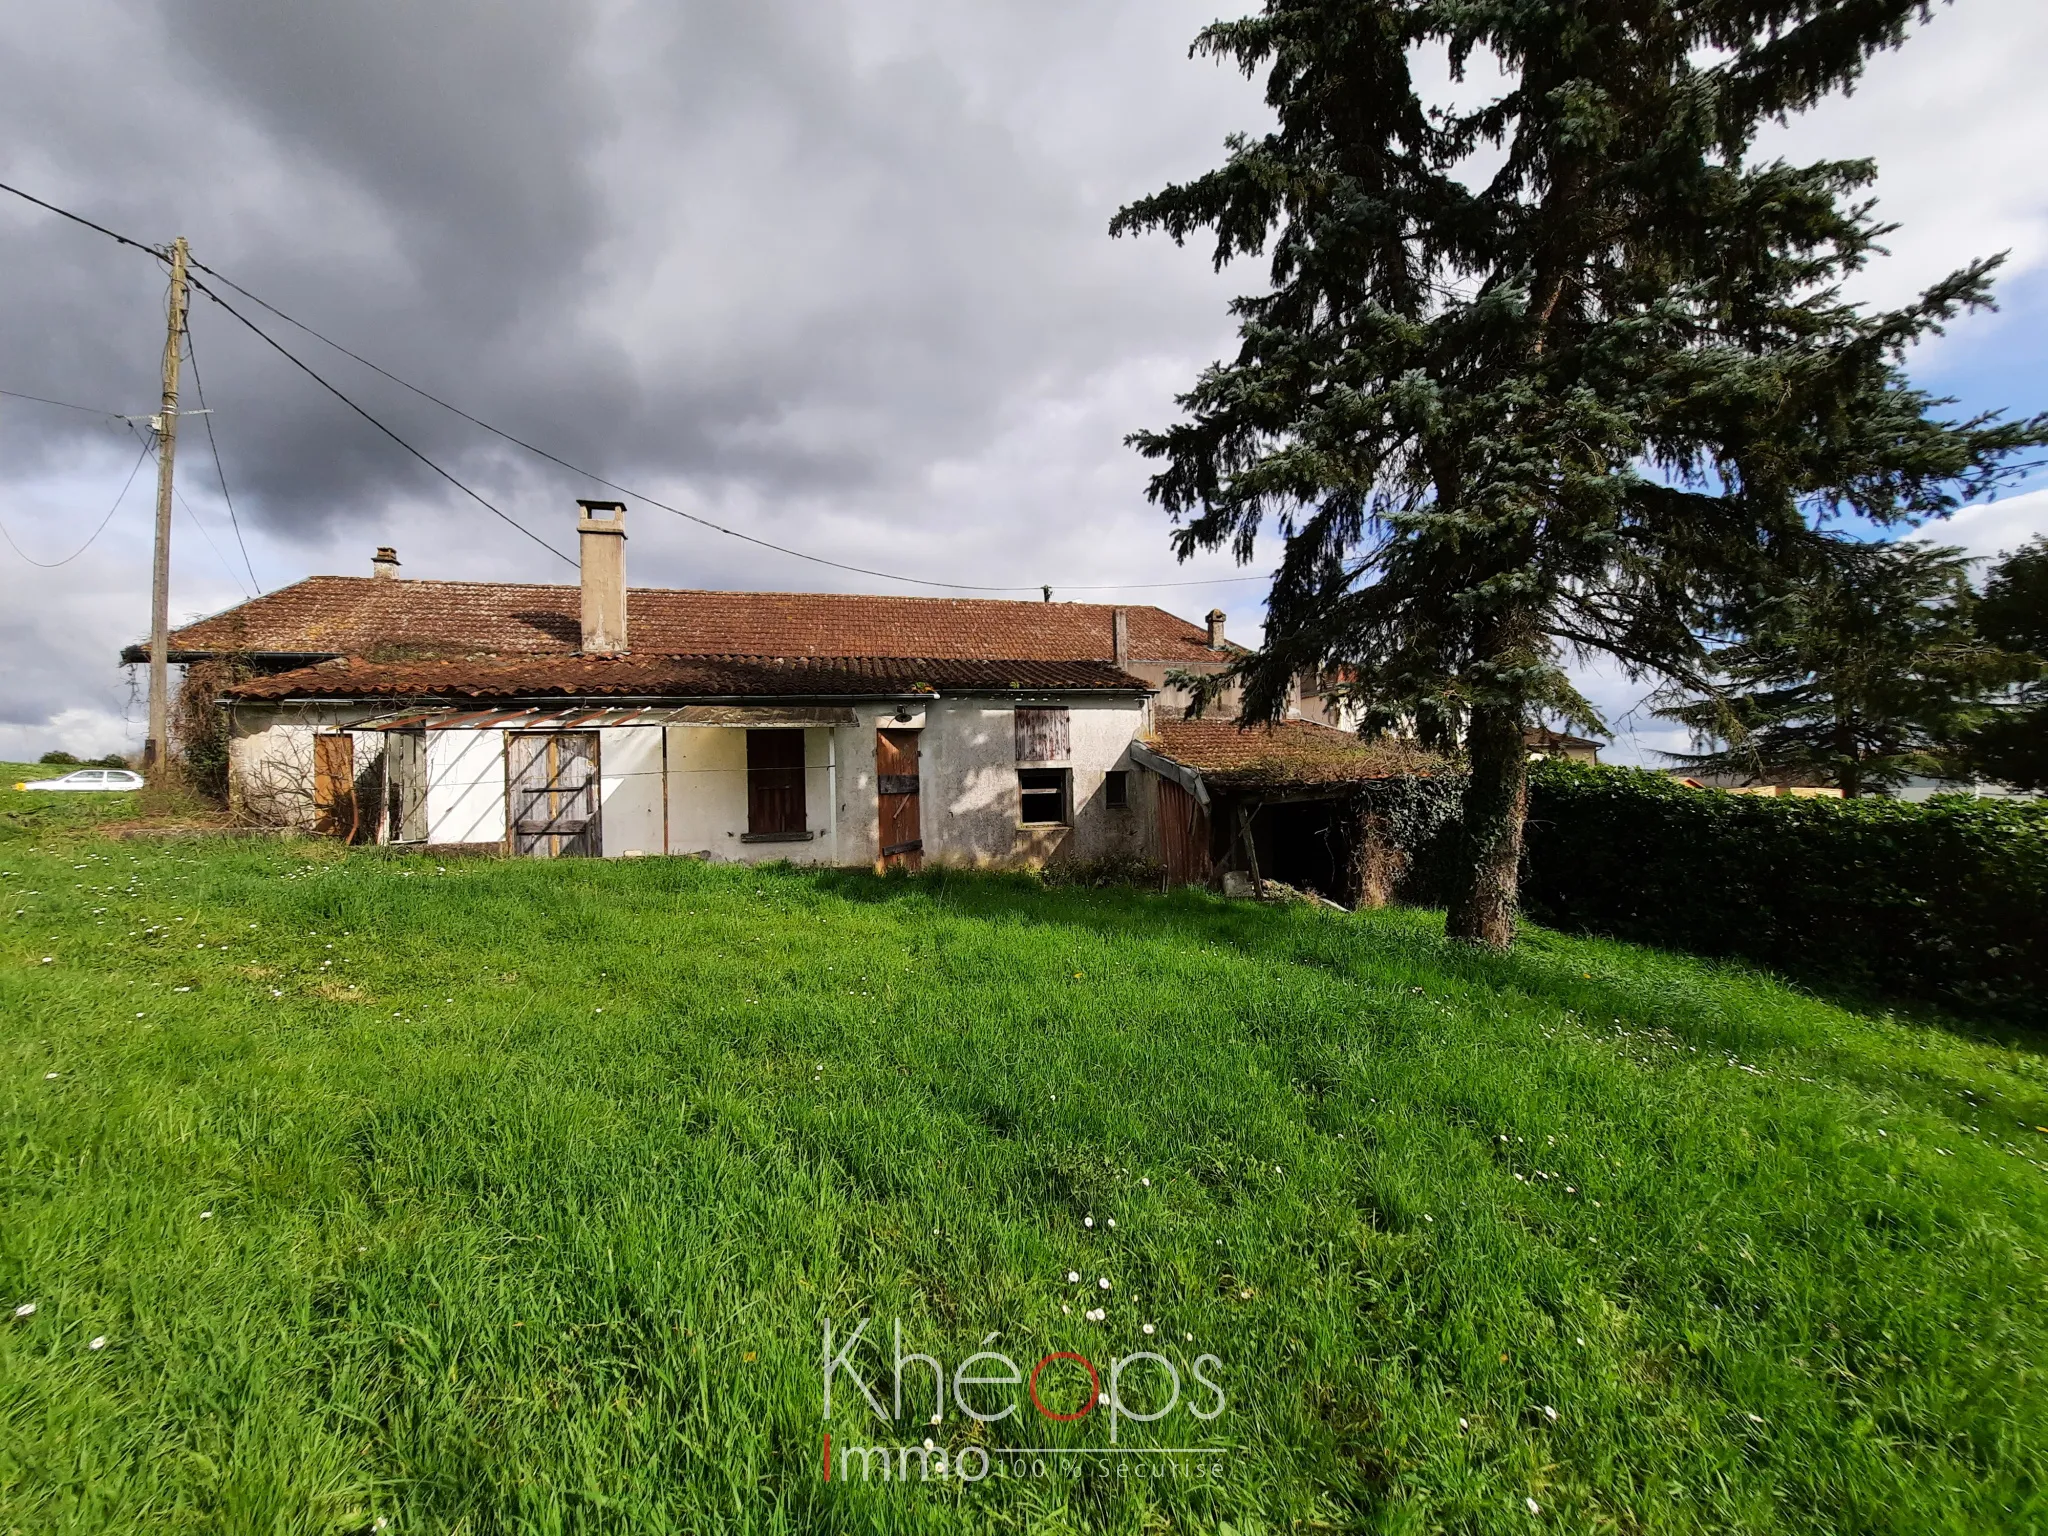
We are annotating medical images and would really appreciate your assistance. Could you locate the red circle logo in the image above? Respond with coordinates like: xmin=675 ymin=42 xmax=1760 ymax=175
xmin=1028 ymin=1353 xmax=1101 ymax=1421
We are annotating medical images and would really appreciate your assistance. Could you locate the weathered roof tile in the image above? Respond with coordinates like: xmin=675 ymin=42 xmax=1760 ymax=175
xmin=136 ymin=578 xmax=1232 ymax=665
xmin=223 ymin=654 xmax=1151 ymax=702
xmin=1146 ymin=717 xmax=1443 ymax=787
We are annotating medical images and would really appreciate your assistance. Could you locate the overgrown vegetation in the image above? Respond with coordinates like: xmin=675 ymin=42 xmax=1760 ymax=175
xmin=170 ymin=656 xmax=245 ymax=806
xmin=1518 ymin=761 xmax=2048 ymax=1023
xmin=5 ymin=769 xmax=2046 ymax=1533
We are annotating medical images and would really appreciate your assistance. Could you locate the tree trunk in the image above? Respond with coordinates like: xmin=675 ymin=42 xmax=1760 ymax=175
xmin=1446 ymin=702 xmax=1528 ymax=947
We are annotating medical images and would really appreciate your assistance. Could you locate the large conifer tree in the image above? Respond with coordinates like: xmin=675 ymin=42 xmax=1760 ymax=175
xmin=1113 ymin=0 xmax=2046 ymax=944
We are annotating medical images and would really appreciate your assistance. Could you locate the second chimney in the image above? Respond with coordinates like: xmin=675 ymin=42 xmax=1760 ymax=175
xmin=371 ymin=546 xmax=401 ymax=580
xmin=576 ymin=500 xmax=628 ymax=655
xmin=1112 ymin=607 xmax=1129 ymax=668
xmin=1206 ymin=608 xmax=1226 ymax=648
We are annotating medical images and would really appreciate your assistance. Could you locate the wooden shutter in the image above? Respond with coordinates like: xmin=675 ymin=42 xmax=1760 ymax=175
xmin=746 ymin=729 xmax=807 ymax=836
xmin=312 ymin=734 xmax=356 ymax=840
xmin=1014 ymin=707 xmax=1069 ymax=764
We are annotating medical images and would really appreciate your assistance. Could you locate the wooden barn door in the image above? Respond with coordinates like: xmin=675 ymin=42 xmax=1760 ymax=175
xmin=508 ymin=732 xmax=602 ymax=858
xmin=875 ymin=728 xmax=923 ymax=870
xmin=312 ymin=733 xmax=357 ymax=841
xmin=1156 ymin=776 xmax=1211 ymax=888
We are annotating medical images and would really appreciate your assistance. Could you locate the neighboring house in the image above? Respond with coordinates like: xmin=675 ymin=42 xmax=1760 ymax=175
xmin=1668 ymin=771 xmax=1843 ymax=799
xmin=132 ymin=500 xmax=1382 ymax=875
xmin=1889 ymin=774 xmax=2037 ymax=804
xmin=1523 ymin=727 xmax=1604 ymax=764
xmin=1668 ymin=768 xmax=2035 ymax=802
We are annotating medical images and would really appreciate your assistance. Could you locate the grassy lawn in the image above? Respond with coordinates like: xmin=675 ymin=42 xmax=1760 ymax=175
xmin=3 ymin=764 xmax=2046 ymax=1534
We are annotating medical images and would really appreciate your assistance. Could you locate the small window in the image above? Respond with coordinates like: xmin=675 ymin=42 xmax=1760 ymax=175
xmin=1019 ymin=767 xmax=1071 ymax=826
xmin=746 ymin=729 xmax=807 ymax=837
xmin=1103 ymin=769 xmax=1129 ymax=810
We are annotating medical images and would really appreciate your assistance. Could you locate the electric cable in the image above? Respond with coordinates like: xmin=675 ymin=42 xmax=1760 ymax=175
xmin=190 ymin=254 xmax=1267 ymax=595
xmin=0 ymin=438 xmax=153 ymax=568
xmin=0 ymin=179 xmax=167 ymax=259
xmin=2 ymin=178 xmax=1266 ymax=597
xmin=0 ymin=386 xmax=128 ymax=418
xmin=172 ymin=482 xmax=255 ymax=597
xmin=182 ymin=318 xmax=261 ymax=592
xmin=185 ymin=276 xmax=575 ymax=569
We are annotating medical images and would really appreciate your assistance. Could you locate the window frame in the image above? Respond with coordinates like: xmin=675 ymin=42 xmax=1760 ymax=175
xmin=1017 ymin=766 xmax=1072 ymax=827
xmin=744 ymin=727 xmax=810 ymax=840
xmin=1103 ymin=768 xmax=1130 ymax=810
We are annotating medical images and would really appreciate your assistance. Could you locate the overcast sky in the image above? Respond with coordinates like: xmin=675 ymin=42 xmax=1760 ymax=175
xmin=3 ymin=0 xmax=2045 ymax=764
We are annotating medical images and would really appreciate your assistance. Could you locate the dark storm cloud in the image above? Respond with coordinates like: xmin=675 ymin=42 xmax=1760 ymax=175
xmin=1 ymin=0 xmax=1237 ymax=541
xmin=4 ymin=0 xmax=2039 ymax=759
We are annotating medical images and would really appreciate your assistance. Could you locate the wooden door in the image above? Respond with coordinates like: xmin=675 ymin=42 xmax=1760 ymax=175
xmin=875 ymin=728 xmax=922 ymax=870
xmin=1156 ymin=776 xmax=1211 ymax=887
xmin=385 ymin=730 xmax=427 ymax=844
xmin=508 ymin=732 xmax=602 ymax=858
xmin=312 ymin=733 xmax=357 ymax=841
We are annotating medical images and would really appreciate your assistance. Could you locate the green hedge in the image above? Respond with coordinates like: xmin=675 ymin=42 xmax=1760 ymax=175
xmin=1517 ymin=762 xmax=2048 ymax=1022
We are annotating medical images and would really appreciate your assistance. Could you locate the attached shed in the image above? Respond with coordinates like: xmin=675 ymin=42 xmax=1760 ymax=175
xmin=1133 ymin=718 xmax=1445 ymax=905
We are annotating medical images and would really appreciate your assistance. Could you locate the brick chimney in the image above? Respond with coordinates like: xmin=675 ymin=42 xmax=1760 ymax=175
xmin=371 ymin=546 xmax=400 ymax=581
xmin=1206 ymin=608 xmax=1226 ymax=648
xmin=576 ymin=500 xmax=628 ymax=654
xmin=1112 ymin=607 xmax=1129 ymax=668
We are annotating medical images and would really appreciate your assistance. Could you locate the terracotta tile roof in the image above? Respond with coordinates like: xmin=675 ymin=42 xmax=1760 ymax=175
xmin=223 ymin=654 xmax=1151 ymax=703
xmin=1523 ymin=727 xmax=1604 ymax=752
xmin=134 ymin=577 xmax=1232 ymax=665
xmin=1146 ymin=717 xmax=1442 ymax=787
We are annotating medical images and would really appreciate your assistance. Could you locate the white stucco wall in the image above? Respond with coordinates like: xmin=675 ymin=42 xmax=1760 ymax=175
xmin=231 ymin=692 xmax=1156 ymax=868
xmin=914 ymin=696 xmax=1150 ymax=868
xmin=664 ymin=725 xmax=840 ymax=864
xmin=426 ymin=729 xmax=507 ymax=847
xmin=599 ymin=726 xmax=666 ymax=857
xmin=226 ymin=702 xmax=384 ymax=828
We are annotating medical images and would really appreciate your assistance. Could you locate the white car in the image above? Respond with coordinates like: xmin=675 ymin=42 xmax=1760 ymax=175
xmin=16 ymin=768 xmax=145 ymax=792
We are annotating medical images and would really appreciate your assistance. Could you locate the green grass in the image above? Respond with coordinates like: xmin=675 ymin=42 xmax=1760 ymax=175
xmin=3 ymin=764 xmax=2046 ymax=1535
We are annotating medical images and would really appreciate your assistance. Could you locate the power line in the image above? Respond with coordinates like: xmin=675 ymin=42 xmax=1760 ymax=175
xmin=0 ymin=178 xmax=166 ymax=260
xmin=0 ymin=386 xmax=128 ymax=419
xmin=184 ymin=258 xmax=1270 ymax=596
xmin=1 ymin=177 xmax=1268 ymax=598
xmin=0 ymin=438 xmax=153 ymax=568
xmin=182 ymin=319 xmax=261 ymax=592
xmin=172 ymin=482 xmax=254 ymax=598
xmin=186 ymin=275 xmax=575 ymax=569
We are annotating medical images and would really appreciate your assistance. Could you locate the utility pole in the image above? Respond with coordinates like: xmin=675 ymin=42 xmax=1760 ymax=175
xmin=144 ymin=235 xmax=189 ymax=775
